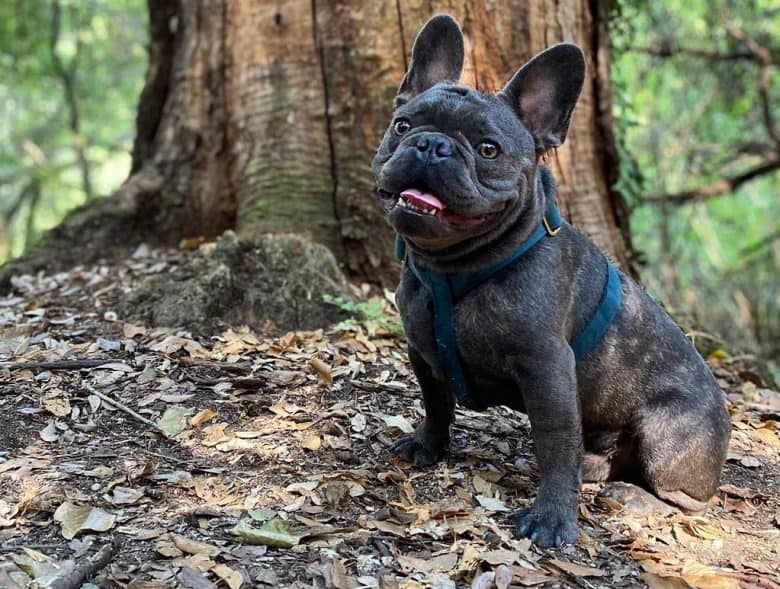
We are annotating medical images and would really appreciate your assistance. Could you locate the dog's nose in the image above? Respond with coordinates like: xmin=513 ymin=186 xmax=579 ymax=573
xmin=414 ymin=134 xmax=453 ymax=162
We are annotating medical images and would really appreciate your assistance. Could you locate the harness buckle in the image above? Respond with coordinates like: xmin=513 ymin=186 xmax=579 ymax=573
xmin=543 ymin=215 xmax=561 ymax=236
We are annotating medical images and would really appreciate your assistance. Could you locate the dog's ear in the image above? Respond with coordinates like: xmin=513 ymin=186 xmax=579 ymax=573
xmin=499 ymin=44 xmax=585 ymax=153
xmin=396 ymin=15 xmax=464 ymax=106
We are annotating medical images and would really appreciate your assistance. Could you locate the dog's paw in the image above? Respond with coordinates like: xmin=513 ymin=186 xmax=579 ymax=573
xmin=509 ymin=506 xmax=577 ymax=548
xmin=391 ymin=434 xmax=443 ymax=466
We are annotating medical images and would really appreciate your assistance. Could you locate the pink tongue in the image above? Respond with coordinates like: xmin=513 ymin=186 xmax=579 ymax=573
xmin=400 ymin=188 xmax=445 ymax=210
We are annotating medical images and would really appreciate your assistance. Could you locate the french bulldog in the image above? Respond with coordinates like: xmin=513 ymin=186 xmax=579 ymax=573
xmin=371 ymin=14 xmax=731 ymax=547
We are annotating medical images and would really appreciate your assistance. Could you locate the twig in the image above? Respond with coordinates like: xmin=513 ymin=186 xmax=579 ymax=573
xmin=49 ymin=540 xmax=118 ymax=589
xmin=631 ymin=44 xmax=755 ymax=62
xmin=0 ymin=543 xmax=65 ymax=553
xmin=348 ymin=379 xmax=412 ymax=393
xmin=644 ymin=158 xmax=780 ymax=205
xmin=188 ymin=375 xmax=267 ymax=388
xmin=724 ymin=24 xmax=779 ymax=148
xmin=82 ymin=383 xmax=168 ymax=438
xmin=0 ymin=358 xmax=120 ymax=371
xmin=176 ymin=357 xmax=251 ymax=373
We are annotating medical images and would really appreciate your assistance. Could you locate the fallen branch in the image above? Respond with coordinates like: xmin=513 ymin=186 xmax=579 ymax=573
xmin=82 ymin=383 xmax=168 ymax=438
xmin=49 ymin=540 xmax=118 ymax=589
xmin=0 ymin=358 xmax=119 ymax=371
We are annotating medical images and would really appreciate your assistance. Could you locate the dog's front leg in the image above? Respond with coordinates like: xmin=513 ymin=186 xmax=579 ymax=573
xmin=510 ymin=342 xmax=580 ymax=547
xmin=391 ymin=346 xmax=455 ymax=466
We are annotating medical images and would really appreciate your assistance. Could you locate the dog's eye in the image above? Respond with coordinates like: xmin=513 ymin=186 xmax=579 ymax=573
xmin=393 ymin=119 xmax=411 ymax=136
xmin=477 ymin=141 xmax=500 ymax=159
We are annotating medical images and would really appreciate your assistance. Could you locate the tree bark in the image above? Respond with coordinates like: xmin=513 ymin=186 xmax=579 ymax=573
xmin=1 ymin=0 xmax=633 ymax=290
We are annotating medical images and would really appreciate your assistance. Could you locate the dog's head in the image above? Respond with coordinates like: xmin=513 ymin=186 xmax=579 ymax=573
xmin=372 ymin=15 xmax=585 ymax=253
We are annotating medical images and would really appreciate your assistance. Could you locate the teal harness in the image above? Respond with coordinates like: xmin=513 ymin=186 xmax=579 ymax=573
xmin=395 ymin=204 xmax=622 ymax=410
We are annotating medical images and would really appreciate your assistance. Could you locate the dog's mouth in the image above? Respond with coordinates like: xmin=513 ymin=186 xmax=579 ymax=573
xmin=399 ymin=188 xmax=446 ymax=216
xmin=378 ymin=185 xmax=494 ymax=225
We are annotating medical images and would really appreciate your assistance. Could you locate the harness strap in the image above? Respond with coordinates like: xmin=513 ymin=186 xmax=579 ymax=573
xmin=570 ymin=260 xmax=622 ymax=361
xmin=395 ymin=204 xmax=621 ymax=409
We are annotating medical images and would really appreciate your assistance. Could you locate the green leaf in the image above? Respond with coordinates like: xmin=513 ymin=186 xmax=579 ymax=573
xmin=233 ymin=517 xmax=299 ymax=548
xmin=157 ymin=407 xmax=189 ymax=438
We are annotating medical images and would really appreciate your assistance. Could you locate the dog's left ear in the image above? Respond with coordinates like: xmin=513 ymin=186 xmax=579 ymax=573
xmin=499 ymin=44 xmax=585 ymax=153
xmin=396 ymin=15 xmax=464 ymax=106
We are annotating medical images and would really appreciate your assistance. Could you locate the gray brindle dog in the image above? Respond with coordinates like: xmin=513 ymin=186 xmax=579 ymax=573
xmin=371 ymin=15 xmax=730 ymax=547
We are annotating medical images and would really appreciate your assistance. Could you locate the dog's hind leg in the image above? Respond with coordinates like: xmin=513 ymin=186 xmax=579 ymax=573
xmin=633 ymin=386 xmax=730 ymax=512
xmin=581 ymin=430 xmax=637 ymax=483
xmin=582 ymin=452 xmax=612 ymax=482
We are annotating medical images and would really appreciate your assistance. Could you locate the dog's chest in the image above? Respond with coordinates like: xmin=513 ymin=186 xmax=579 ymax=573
xmin=397 ymin=273 xmax=520 ymax=379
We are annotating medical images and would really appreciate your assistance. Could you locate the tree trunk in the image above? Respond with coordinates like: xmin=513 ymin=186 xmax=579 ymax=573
xmin=1 ymin=0 xmax=632 ymax=290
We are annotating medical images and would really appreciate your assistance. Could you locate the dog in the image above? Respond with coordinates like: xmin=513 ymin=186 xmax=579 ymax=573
xmin=371 ymin=15 xmax=731 ymax=547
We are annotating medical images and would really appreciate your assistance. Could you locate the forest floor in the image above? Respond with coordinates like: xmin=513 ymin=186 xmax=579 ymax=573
xmin=0 ymin=246 xmax=779 ymax=589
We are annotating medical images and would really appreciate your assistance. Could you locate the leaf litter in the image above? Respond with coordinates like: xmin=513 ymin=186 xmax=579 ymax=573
xmin=0 ymin=247 xmax=778 ymax=588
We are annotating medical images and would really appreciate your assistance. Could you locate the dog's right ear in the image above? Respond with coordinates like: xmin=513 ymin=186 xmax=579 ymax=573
xmin=396 ymin=15 xmax=464 ymax=107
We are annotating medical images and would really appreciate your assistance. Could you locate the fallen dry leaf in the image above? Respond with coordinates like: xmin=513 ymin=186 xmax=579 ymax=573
xmin=171 ymin=533 xmax=222 ymax=557
xmin=309 ymin=357 xmax=332 ymax=385
xmin=53 ymin=502 xmax=116 ymax=539
xmin=682 ymin=518 xmax=721 ymax=541
xmin=546 ymin=558 xmax=606 ymax=578
xmin=471 ymin=570 xmax=495 ymax=589
xmin=641 ymin=572 xmax=694 ymax=588
xmin=123 ymin=323 xmax=147 ymax=338
xmin=481 ymin=550 xmax=520 ymax=566
xmin=475 ymin=495 xmax=509 ymax=512
xmin=752 ymin=427 xmax=780 ymax=449
xmin=495 ymin=565 xmax=514 ymax=589
xmin=212 ymin=563 xmax=243 ymax=589
xmin=397 ymin=551 xmax=458 ymax=574
xmin=40 ymin=388 xmax=71 ymax=417
xmin=39 ymin=420 xmax=58 ymax=442
xmin=380 ymin=413 xmax=414 ymax=433
xmin=190 ymin=408 xmax=218 ymax=427
xmin=201 ymin=423 xmax=230 ymax=446
xmin=302 ymin=435 xmax=322 ymax=451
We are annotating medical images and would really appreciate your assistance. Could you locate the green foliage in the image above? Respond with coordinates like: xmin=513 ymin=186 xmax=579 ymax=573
xmin=0 ymin=0 xmax=147 ymax=261
xmin=612 ymin=0 xmax=779 ymax=365
xmin=323 ymin=293 xmax=403 ymax=336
